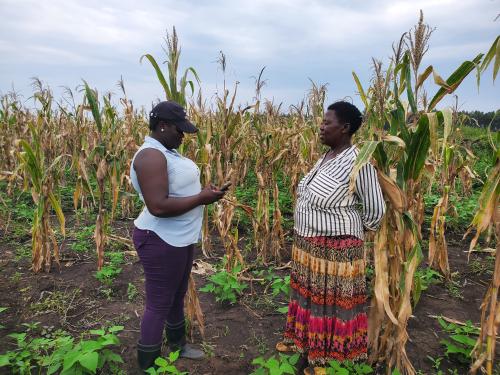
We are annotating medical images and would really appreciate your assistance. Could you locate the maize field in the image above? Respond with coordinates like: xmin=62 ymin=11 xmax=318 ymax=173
xmin=0 ymin=14 xmax=499 ymax=375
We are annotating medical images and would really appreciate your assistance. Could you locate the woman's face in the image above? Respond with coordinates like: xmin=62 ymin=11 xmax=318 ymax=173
xmin=319 ymin=110 xmax=348 ymax=147
xmin=158 ymin=122 xmax=184 ymax=150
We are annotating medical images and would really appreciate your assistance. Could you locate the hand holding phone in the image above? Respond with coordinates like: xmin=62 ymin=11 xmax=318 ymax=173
xmin=219 ymin=182 xmax=232 ymax=191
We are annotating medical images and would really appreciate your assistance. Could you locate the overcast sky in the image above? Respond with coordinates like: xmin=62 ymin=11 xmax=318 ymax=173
xmin=0 ymin=0 xmax=499 ymax=113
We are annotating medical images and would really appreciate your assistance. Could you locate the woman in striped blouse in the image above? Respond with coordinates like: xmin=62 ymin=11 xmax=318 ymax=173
xmin=277 ymin=101 xmax=386 ymax=374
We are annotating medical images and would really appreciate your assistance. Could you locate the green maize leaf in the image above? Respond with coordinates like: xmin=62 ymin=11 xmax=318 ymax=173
xmin=187 ymin=80 xmax=195 ymax=97
xmin=427 ymin=112 xmax=439 ymax=157
xmin=493 ymin=36 xmax=500 ymax=82
xmin=428 ymin=54 xmax=483 ymax=111
xmin=390 ymin=100 xmax=409 ymax=142
xmin=46 ymin=154 xmax=66 ymax=176
xmin=349 ymin=141 xmax=381 ymax=192
xmin=140 ymin=54 xmax=172 ymax=99
xmin=444 ymin=146 xmax=454 ymax=171
xmin=400 ymin=241 xmax=423 ymax=295
xmin=352 ymin=71 xmax=369 ymax=109
xmin=19 ymin=140 xmax=42 ymax=191
xmin=83 ymin=81 xmax=103 ymax=133
xmin=479 ymin=35 xmax=500 ymax=83
xmin=441 ymin=108 xmax=452 ymax=147
xmin=185 ymin=67 xmax=201 ymax=86
xmin=48 ymin=192 xmax=65 ymax=236
xmin=416 ymin=65 xmax=433 ymax=91
xmin=373 ymin=142 xmax=388 ymax=170
xmin=403 ymin=53 xmax=417 ymax=114
xmin=403 ymin=115 xmax=430 ymax=182
xmin=412 ymin=275 xmax=422 ymax=306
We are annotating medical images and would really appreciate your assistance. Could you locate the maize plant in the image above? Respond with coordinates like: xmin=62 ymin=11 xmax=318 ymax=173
xmin=16 ymin=115 xmax=66 ymax=273
xmin=141 ymin=27 xmax=205 ymax=336
xmin=427 ymin=109 xmax=477 ymax=280
xmin=468 ymin=133 xmax=499 ymax=375
xmin=81 ymin=82 xmax=141 ymax=269
xmin=141 ymin=26 xmax=200 ymax=107
xmin=468 ymin=35 xmax=500 ymax=375
xmin=350 ymin=13 xmax=496 ymax=373
xmin=0 ymin=15 xmax=497 ymax=374
xmin=0 ymin=94 xmax=24 ymax=180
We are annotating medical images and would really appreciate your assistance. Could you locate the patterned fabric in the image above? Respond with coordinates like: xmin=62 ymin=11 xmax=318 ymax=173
xmin=294 ymin=146 xmax=385 ymax=240
xmin=283 ymin=234 xmax=368 ymax=366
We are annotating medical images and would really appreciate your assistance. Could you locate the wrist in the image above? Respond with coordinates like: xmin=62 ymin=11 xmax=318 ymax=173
xmin=196 ymin=193 xmax=205 ymax=206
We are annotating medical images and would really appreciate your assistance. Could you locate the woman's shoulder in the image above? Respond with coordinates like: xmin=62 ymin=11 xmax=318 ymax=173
xmin=133 ymin=148 xmax=167 ymax=170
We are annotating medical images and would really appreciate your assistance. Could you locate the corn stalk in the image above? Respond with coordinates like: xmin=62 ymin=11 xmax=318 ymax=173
xmin=351 ymin=19 xmax=494 ymax=372
xmin=141 ymin=26 xmax=199 ymax=107
xmin=468 ymin=120 xmax=500 ymax=375
xmin=466 ymin=36 xmax=500 ymax=374
xmin=17 ymin=121 xmax=66 ymax=273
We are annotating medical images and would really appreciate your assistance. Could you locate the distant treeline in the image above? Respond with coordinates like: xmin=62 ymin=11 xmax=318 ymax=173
xmin=460 ymin=110 xmax=500 ymax=130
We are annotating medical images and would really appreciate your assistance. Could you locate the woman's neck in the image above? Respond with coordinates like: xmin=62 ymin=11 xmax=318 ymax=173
xmin=329 ymin=141 xmax=351 ymax=156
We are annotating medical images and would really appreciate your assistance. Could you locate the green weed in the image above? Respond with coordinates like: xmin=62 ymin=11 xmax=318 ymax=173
xmin=95 ymin=251 xmax=125 ymax=286
xmin=413 ymin=267 xmax=443 ymax=305
xmin=325 ymin=360 xmax=373 ymax=374
xmin=145 ymin=350 xmax=186 ymax=375
xmin=127 ymin=283 xmax=138 ymax=301
xmin=438 ymin=316 xmax=479 ymax=363
xmin=199 ymin=258 xmax=247 ymax=304
xmin=0 ymin=325 xmax=124 ymax=374
xmin=250 ymin=353 xmax=300 ymax=375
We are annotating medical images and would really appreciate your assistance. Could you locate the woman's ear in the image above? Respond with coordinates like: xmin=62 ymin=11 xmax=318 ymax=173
xmin=342 ymin=123 xmax=351 ymax=134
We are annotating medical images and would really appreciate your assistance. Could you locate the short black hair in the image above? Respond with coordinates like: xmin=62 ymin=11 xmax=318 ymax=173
xmin=327 ymin=101 xmax=363 ymax=135
xmin=149 ymin=117 xmax=160 ymax=131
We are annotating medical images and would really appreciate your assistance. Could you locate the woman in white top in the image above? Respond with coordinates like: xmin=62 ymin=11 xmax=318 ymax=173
xmin=277 ymin=101 xmax=386 ymax=374
xmin=130 ymin=101 xmax=225 ymax=372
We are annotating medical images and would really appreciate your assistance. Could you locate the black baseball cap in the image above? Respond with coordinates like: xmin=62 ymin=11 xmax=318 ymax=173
xmin=149 ymin=101 xmax=198 ymax=133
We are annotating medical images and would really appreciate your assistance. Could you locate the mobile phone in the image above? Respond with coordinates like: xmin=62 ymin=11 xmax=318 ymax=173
xmin=219 ymin=182 xmax=232 ymax=191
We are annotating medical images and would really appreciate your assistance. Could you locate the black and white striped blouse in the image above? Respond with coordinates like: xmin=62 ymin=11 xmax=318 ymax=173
xmin=294 ymin=145 xmax=386 ymax=240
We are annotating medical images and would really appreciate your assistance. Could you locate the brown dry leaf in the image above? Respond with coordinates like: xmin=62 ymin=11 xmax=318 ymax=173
xmin=185 ymin=276 xmax=205 ymax=339
xmin=377 ymin=170 xmax=406 ymax=213
xmin=372 ymin=218 xmax=399 ymax=325
xmin=191 ymin=259 xmax=216 ymax=275
xmin=96 ymin=159 xmax=107 ymax=182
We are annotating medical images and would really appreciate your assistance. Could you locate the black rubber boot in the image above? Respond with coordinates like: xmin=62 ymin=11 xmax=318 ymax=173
xmin=137 ymin=342 xmax=162 ymax=373
xmin=165 ymin=320 xmax=204 ymax=360
xmin=165 ymin=320 xmax=186 ymax=350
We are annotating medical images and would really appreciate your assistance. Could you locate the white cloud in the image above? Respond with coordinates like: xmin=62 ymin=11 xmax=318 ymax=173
xmin=0 ymin=0 xmax=498 ymax=111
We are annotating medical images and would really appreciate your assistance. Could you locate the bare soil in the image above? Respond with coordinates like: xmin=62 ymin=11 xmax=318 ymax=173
xmin=0 ymin=219 xmax=497 ymax=375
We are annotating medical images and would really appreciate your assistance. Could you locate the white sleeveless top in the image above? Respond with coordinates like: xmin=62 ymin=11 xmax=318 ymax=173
xmin=130 ymin=136 xmax=203 ymax=247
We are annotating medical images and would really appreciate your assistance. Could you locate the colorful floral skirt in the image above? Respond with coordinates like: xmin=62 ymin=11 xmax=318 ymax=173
xmin=283 ymin=234 xmax=368 ymax=366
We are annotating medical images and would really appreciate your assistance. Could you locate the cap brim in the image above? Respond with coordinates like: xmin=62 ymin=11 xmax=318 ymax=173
xmin=175 ymin=119 xmax=198 ymax=133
